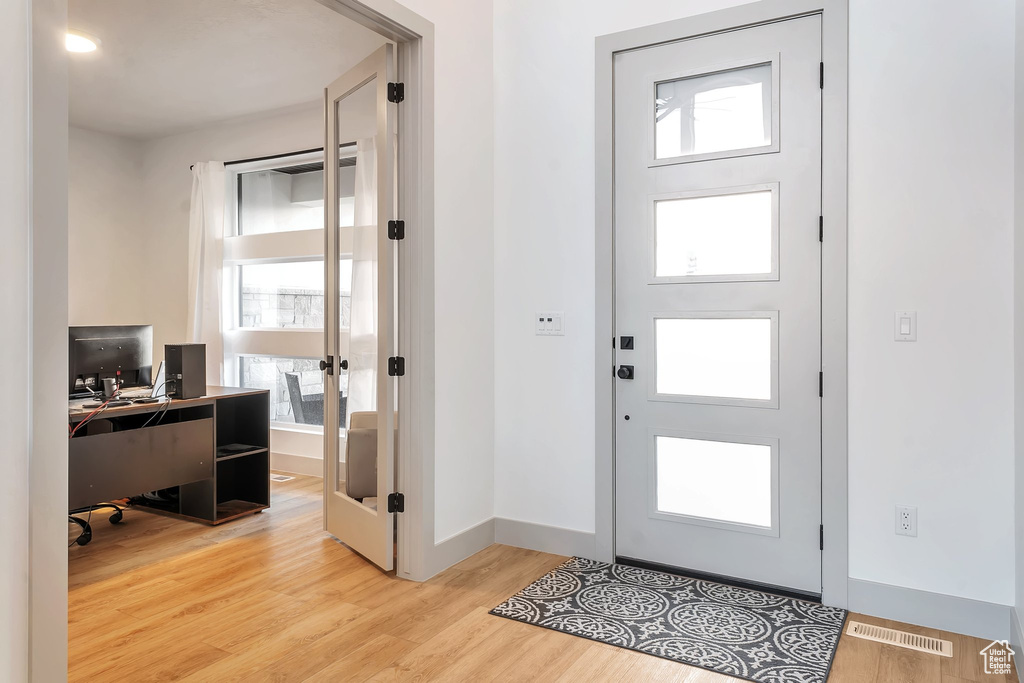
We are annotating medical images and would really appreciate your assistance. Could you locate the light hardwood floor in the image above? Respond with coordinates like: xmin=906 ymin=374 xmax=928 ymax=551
xmin=69 ymin=474 xmax=1015 ymax=682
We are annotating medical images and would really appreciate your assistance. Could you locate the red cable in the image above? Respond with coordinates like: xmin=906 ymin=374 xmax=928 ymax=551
xmin=69 ymin=396 xmax=114 ymax=439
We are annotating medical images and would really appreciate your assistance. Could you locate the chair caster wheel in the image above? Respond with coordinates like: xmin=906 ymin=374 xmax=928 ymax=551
xmin=76 ymin=530 xmax=92 ymax=546
xmin=109 ymin=510 xmax=123 ymax=524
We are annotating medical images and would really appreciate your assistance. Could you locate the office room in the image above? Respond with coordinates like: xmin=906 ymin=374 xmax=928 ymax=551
xmin=5 ymin=0 xmax=1024 ymax=681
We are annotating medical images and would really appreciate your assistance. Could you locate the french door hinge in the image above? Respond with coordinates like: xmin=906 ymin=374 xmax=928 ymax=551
xmin=388 ymin=219 xmax=405 ymax=240
xmin=819 ymin=524 xmax=824 ymax=550
xmin=388 ymin=82 xmax=405 ymax=104
xmin=387 ymin=492 xmax=405 ymax=513
xmin=819 ymin=371 xmax=824 ymax=398
xmin=819 ymin=62 xmax=824 ymax=89
xmin=388 ymin=356 xmax=406 ymax=377
xmin=819 ymin=215 xmax=823 ymax=242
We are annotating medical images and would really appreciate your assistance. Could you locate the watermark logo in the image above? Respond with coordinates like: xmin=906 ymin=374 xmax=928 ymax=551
xmin=980 ymin=640 xmax=1015 ymax=675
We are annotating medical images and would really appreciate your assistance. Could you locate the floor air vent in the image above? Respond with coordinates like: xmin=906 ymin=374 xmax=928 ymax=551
xmin=270 ymin=474 xmax=295 ymax=482
xmin=846 ymin=620 xmax=953 ymax=657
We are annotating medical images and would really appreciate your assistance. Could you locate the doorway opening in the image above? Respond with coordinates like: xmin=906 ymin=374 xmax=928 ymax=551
xmin=60 ymin=0 xmax=435 ymax=677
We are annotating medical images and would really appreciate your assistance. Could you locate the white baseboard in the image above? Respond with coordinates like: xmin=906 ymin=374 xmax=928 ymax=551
xmin=270 ymin=451 xmax=323 ymax=478
xmin=494 ymin=517 xmax=596 ymax=558
xmin=1011 ymin=607 xmax=1024 ymax=683
xmin=848 ymin=578 xmax=1011 ymax=641
xmin=424 ymin=518 xmax=496 ymax=579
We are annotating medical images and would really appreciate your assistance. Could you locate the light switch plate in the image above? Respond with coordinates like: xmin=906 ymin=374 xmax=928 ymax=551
xmin=536 ymin=311 xmax=564 ymax=336
xmin=894 ymin=311 xmax=917 ymax=342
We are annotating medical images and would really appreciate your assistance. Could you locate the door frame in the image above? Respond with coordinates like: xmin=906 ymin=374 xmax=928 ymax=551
xmin=315 ymin=0 xmax=437 ymax=582
xmin=594 ymin=0 xmax=849 ymax=608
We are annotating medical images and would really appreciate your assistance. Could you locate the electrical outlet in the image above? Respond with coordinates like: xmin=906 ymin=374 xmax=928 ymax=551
xmin=895 ymin=505 xmax=917 ymax=537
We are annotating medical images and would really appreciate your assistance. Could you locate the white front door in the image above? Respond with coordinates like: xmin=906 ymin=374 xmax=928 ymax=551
xmin=613 ymin=15 xmax=823 ymax=595
xmin=323 ymin=44 xmax=398 ymax=571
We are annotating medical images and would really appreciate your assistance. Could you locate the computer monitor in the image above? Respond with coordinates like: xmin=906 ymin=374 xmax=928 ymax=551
xmin=69 ymin=325 xmax=153 ymax=397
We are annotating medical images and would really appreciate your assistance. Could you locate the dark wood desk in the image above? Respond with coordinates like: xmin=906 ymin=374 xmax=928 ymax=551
xmin=69 ymin=386 xmax=271 ymax=524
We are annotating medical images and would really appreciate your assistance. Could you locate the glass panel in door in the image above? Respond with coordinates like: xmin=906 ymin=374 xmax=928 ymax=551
xmin=336 ymin=82 xmax=378 ymax=504
xmin=655 ymin=62 xmax=774 ymax=160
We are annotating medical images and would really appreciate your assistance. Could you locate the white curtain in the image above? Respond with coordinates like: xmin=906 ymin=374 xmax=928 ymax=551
xmin=345 ymin=138 xmax=378 ymax=423
xmin=186 ymin=161 xmax=227 ymax=384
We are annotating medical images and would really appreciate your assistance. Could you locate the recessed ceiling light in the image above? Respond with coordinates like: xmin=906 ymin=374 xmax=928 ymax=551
xmin=65 ymin=30 xmax=100 ymax=53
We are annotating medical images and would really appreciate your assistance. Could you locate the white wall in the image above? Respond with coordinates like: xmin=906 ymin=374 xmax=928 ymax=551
xmin=69 ymin=127 xmax=149 ymax=329
xmin=493 ymin=0 xmax=1017 ymax=608
xmin=847 ymin=0 xmax=1014 ymax=606
xmin=396 ymin=0 xmax=496 ymax=544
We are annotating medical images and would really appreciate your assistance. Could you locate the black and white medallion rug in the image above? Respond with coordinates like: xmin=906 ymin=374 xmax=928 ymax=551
xmin=490 ymin=557 xmax=846 ymax=683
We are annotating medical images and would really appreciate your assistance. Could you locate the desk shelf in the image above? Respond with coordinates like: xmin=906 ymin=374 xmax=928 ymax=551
xmin=216 ymin=444 xmax=269 ymax=461
xmin=211 ymin=392 xmax=269 ymax=523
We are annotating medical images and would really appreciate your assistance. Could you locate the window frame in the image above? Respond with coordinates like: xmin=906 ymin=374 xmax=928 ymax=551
xmin=647 ymin=427 xmax=781 ymax=537
xmin=648 ymin=310 xmax=780 ymax=409
xmin=647 ymin=53 xmax=781 ymax=167
xmin=647 ymin=182 xmax=780 ymax=285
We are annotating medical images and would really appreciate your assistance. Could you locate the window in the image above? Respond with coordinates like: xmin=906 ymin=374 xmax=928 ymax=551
xmin=237 ymin=166 xmax=325 ymax=235
xmin=240 ymin=261 xmax=325 ymax=329
xmin=222 ymin=149 xmax=355 ymax=433
xmin=651 ymin=432 xmax=778 ymax=534
xmin=653 ymin=313 xmax=778 ymax=406
xmin=238 ymin=260 xmax=351 ymax=329
xmin=653 ymin=60 xmax=778 ymax=164
xmin=652 ymin=185 xmax=777 ymax=282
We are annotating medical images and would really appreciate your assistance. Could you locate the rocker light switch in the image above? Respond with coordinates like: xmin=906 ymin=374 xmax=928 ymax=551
xmin=894 ymin=311 xmax=917 ymax=342
xmin=536 ymin=312 xmax=565 ymax=336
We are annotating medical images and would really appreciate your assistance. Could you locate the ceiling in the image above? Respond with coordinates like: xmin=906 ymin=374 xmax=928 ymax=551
xmin=68 ymin=0 xmax=387 ymax=139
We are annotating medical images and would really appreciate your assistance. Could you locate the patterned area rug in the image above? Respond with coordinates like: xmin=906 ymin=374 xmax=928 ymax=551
xmin=490 ymin=557 xmax=846 ymax=683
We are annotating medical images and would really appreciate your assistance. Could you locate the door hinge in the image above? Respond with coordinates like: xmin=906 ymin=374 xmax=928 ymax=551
xmin=388 ymin=82 xmax=405 ymax=103
xmin=387 ymin=492 xmax=405 ymax=513
xmin=819 ymin=62 xmax=824 ymax=89
xmin=819 ymin=524 xmax=824 ymax=550
xmin=819 ymin=216 xmax=824 ymax=242
xmin=819 ymin=371 xmax=824 ymax=397
xmin=388 ymin=356 xmax=406 ymax=377
xmin=388 ymin=219 xmax=405 ymax=240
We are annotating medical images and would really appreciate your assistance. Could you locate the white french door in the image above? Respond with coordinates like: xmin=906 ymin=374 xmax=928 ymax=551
xmin=323 ymin=44 xmax=398 ymax=571
xmin=613 ymin=16 xmax=823 ymax=595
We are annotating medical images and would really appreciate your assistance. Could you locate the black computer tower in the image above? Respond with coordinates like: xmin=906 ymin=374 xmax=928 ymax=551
xmin=164 ymin=343 xmax=206 ymax=399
